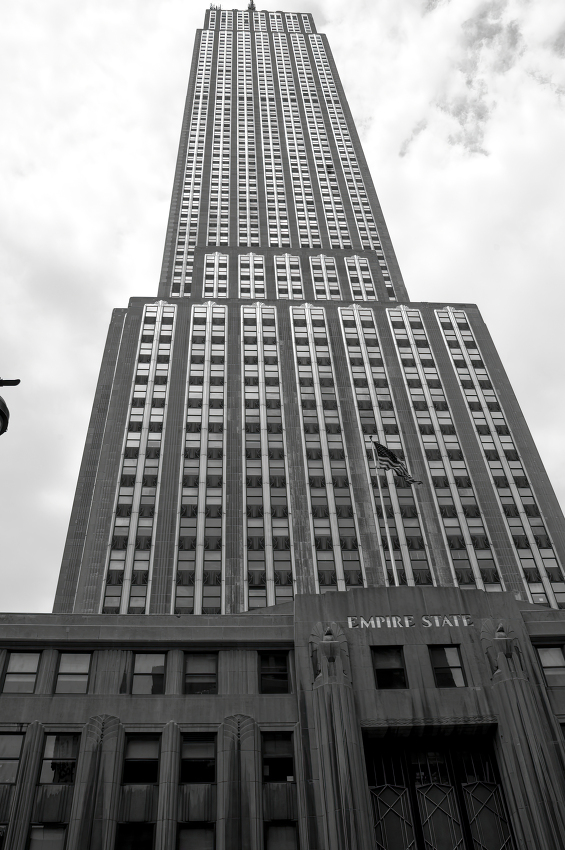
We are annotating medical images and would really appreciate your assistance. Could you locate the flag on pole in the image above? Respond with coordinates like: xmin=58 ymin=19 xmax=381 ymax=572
xmin=371 ymin=439 xmax=422 ymax=485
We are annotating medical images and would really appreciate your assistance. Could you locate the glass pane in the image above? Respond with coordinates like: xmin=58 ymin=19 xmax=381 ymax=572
xmin=39 ymin=759 xmax=76 ymax=785
xmin=182 ymin=740 xmax=215 ymax=759
xmin=7 ymin=653 xmax=40 ymax=673
xmin=185 ymin=654 xmax=217 ymax=675
xmin=3 ymin=674 xmax=36 ymax=694
xmin=444 ymin=647 xmax=461 ymax=668
xmin=44 ymin=735 xmax=79 ymax=760
xmin=134 ymin=654 xmax=165 ymax=674
xmin=125 ymin=738 xmax=160 ymax=760
xmin=374 ymin=648 xmax=403 ymax=669
xmin=178 ymin=826 xmax=214 ymax=850
xmin=185 ymin=675 xmax=217 ymax=695
xmin=544 ymin=668 xmax=565 ymax=686
xmin=55 ymin=674 xmax=88 ymax=694
xmin=539 ymin=648 xmax=565 ymax=668
xmin=27 ymin=826 xmax=66 ymax=849
xmin=114 ymin=824 xmax=154 ymax=850
xmin=434 ymin=668 xmax=460 ymax=688
xmin=132 ymin=673 xmax=165 ymax=695
xmin=58 ymin=654 xmax=90 ymax=674
xmin=265 ymin=824 xmax=298 ymax=850
xmin=0 ymin=761 xmax=18 ymax=783
xmin=0 ymin=735 xmax=23 ymax=759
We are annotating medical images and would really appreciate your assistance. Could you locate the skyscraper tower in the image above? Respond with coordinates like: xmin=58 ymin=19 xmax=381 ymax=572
xmin=2 ymin=8 xmax=565 ymax=850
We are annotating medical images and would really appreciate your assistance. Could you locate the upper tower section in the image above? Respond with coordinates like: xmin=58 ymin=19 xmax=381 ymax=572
xmin=156 ymin=7 xmax=408 ymax=302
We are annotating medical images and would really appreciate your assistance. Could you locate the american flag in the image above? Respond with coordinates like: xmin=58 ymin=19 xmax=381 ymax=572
xmin=371 ymin=439 xmax=422 ymax=485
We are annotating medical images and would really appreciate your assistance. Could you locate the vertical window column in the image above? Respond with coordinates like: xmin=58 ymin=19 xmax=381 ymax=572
xmin=237 ymin=31 xmax=259 ymax=246
xmin=340 ymin=306 xmax=433 ymax=587
xmin=203 ymin=253 xmax=229 ymax=298
xmin=293 ymin=306 xmax=365 ymax=592
xmin=239 ymin=254 xmax=265 ymax=298
xmin=439 ymin=307 xmax=563 ymax=607
xmin=103 ymin=304 xmax=176 ymax=614
xmin=243 ymin=306 xmax=294 ymax=608
xmin=273 ymin=32 xmax=321 ymax=248
xmin=255 ymin=32 xmax=290 ymax=247
xmin=391 ymin=307 xmax=502 ymax=592
xmin=208 ymin=31 xmax=232 ymax=247
xmin=171 ymin=30 xmax=213 ymax=296
xmin=175 ymin=304 xmax=226 ymax=615
xmin=274 ymin=255 xmax=303 ymax=299
xmin=345 ymin=256 xmax=377 ymax=301
xmin=310 ymin=255 xmax=341 ymax=300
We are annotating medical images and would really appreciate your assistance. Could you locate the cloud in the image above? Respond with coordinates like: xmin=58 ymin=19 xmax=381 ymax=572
xmin=399 ymin=119 xmax=428 ymax=157
xmin=548 ymin=22 xmax=565 ymax=57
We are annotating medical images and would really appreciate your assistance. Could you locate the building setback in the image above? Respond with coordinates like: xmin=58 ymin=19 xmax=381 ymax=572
xmin=1 ymin=7 xmax=565 ymax=850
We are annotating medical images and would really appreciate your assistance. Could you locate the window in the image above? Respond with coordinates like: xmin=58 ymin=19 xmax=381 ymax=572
xmin=2 ymin=652 xmax=40 ymax=693
xmin=429 ymin=646 xmax=466 ymax=687
xmin=184 ymin=654 xmax=218 ymax=694
xmin=27 ymin=826 xmax=66 ymax=849
xmin=0 ymin=734 xmax=24 ymax=783
xmin=177 ymin=825 xmax=214 ymax=850
xmin=259 ymin=653 xmax=289 ymax=694
xmin=537 ymin=647 xmax=565 ymax=686
xmin=180 ymin=735 xmax=215 ymax=783
xmin=262 ymin=733 xmax=294 ymax=782
xmin=114 ymin=824 xmax=154 ymax=850
xmin=132 ymin=654 xmax=165 ymax=695
xmin=39 ymin=734 xmax=79 ymax=784
xmin=372 ymin=647 xmax=407 ymax=689
xmin=122 ymin=735 xmax=160 ymax=784
xmin=55 ymin=654 xmax=91 ymax=694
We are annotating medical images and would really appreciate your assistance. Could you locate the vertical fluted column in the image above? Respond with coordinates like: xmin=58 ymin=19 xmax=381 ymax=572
xmin=66 ymin=714 xmax=123 ymax=850
xmin=218 ymin=715 xmax=261 ymax=850
xmin=154 ymin=721 xmax=181 ymax=850
xmin=482 ymin=622 xmax=565 ymax=850
xmin=307 ymin=623 xmax=374 ymax=850
xmin=92 ymin=650 xmax=128 ymax=694
xmin=4 ymin=721 xmax=44 ymax=850
xmin=165 ymin=650 xmax=184 ymax=695
xmin=34 ymin=649 xmax=58 ymax=694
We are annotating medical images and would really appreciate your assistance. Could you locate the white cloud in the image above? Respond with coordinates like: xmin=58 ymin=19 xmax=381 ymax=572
xmin=0 ymin=0 xmax=563 ymax=611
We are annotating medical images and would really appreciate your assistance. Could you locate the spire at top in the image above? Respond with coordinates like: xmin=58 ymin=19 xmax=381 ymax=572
xmin=248 ymin=0 xmax=256 ymax=10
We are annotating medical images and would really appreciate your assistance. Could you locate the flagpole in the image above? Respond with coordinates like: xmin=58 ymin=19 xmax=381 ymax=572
xmin=371 ymin=439 xmax=399 ymax=587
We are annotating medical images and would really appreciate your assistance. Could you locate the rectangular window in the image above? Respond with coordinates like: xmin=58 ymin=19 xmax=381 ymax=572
xmin=259 ymin=652 xmax=289 ymax=694
xmin=39 ymin=734 xmax=79 ymax=784
xmin=429 ymin=646 xmax=466 ymax=687
xmin=132 ymin=653 xmax=166 ymax=695
xmin=184 ymin=653 xmax=218 ymax=695
xmin=177 ymin=825 xmax=215 ymax=850
xmin=55 ymin=654 xmax=91 ymax=694
xmin=27 ymin=826 xmax=66 ymax=850
xmin=262 ymin=732 xmax=294 ymax=782
xmin=372 ymin=647 xmax=407 ymax=689
xmin=180 ymin=735 xmax=216 ymax=783
xmin=537 ymin=647 xmax=565 ymax=686
xmin=114 ymin=823 xmax=155 ymax=850
xmin=2 ymin=652 xmax=40 ymax=693
xmin=122 ymin=735 xmax=160 ymax=784
xmin=0 ymin=734 xmax=24 ymax=783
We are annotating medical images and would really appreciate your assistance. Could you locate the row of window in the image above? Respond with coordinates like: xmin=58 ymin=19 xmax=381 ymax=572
xmin=0 ymin=652 xmax=289 ymax=696
xmin=180 ymin=252 xmax=385 ymax=301
xmin=208 ymin=9 xmax=313 ymax=34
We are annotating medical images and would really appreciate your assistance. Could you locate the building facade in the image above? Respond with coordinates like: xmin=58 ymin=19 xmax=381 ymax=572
xmin=1 ymin=7 xmax=565 ymax=850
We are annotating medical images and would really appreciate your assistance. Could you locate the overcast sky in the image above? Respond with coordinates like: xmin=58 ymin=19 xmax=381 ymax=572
xmin=1 ymin=0 xmax=564 ymax=613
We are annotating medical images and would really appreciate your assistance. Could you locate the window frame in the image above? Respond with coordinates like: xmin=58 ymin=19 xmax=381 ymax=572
xmin=258 ymin=651 xmax=290 ymax=695
xmin=131 ymin=652 xmax=166 ymax=695
xmin=536 ymin=645 xmax=565 ymax=687
xmin=54 ymin=653 xmax=92 ymax=695
xmin=38 ymin=733 xmax=80 ymax=786
xmin=0 ymin=733 xmax=24 ymax=785
xmin=371 ymin=646 xmax=408 ymax=689
xmin=122 ymin=734 xmax=161 ymax=785
xmin=1 ymin=651 xmax=41 ymax=694
xmin=183 ymin=652 xmax=218 ymax=695
xmin=180 ymin=734 xmax=216 ymax=784
xmin=429 ymin=645 xmax=467 ymax=688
